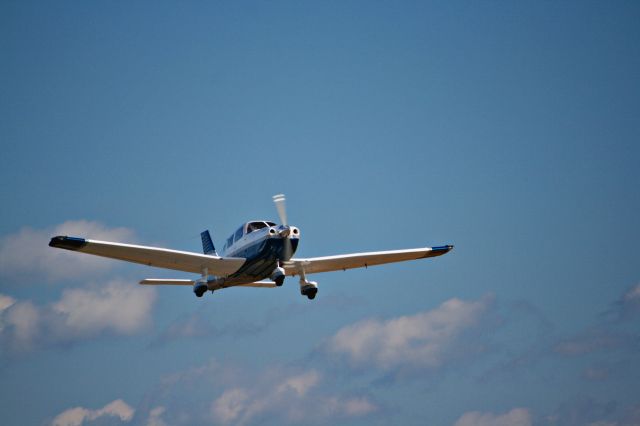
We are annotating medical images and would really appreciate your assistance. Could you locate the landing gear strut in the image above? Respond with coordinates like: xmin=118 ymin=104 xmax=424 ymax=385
xmin=298 ymin=267 xmax=318 ymax=300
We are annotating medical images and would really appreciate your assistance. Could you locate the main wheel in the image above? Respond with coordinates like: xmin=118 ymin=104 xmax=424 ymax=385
xmin=275 ymin=275 xmax=285 ymax=287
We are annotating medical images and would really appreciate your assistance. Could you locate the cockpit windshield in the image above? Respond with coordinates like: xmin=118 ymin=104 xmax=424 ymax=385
xmin=246 ymin=221 xmax=271 ymax=234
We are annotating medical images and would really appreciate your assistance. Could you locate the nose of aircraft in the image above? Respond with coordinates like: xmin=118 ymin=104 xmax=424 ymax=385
xmin=278 ymin=226 xmax=299 ymax=238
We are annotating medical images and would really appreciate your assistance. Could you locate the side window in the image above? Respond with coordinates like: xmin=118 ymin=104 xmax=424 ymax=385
xmin=234 ymin=227 xmax=243 ymax=242
xmin=227 ymin=236 xmax=233 ymax=248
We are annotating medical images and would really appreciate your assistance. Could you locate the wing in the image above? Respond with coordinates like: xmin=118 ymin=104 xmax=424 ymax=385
xmin=283 ymin=245 xmax=453 ymax=276
xmin=49 ymin=236 xmax=245 ymax=275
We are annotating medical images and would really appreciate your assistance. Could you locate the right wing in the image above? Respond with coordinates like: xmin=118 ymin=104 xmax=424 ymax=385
xmin=283 ymin=245 xmax=453 ymax=276
xmin=49 ymin=236 xmax=245 ymax=275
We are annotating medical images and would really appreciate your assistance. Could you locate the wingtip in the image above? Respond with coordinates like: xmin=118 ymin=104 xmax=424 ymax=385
xmin=49 ymin=236 xmax=87 ymax=250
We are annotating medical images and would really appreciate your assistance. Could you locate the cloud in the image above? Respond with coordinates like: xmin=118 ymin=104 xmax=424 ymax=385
xmin=454 ymin=407 xmax=532 ymax=426
xmin=0 ymin=220 xmax=134 ymax=283
xmin=209 ymin=369 xmax=377 ymax=425
xmin=52 ymin=280 xmax=156 ymax=336
xmin=145 ymin=406 xmax=168 ymax=426
xmin=212 ymin=389 xmax=249 ymax=424
xmin=617 ymin=283 xmax=640 ymax=320
xmin=0 ymin=281 xmax=156 ymax=354
xmin=553 ymin=284 xmax=640 ymax=358
xmin=542 ymin=398 xmax=640 ymax=426
xmin=543 ymin=397 xmax=618 ymax=426
xmin=326 ymin=295 xmax=493 ymax=371
xmin=136 ymin=359 xmax=377 ymax=426
xmin=52 ymin=399 xmax=134 ymax=426
xmin=554 ymin=329 xmax=622 ymax=356
xmin=0 ymin=294 xmax=17 ymax=332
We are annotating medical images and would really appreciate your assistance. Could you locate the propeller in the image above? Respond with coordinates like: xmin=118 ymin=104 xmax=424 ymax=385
xmin=272 ymin=193 xmax=288 ymax=226
xmin=272 ymin=194 xmax=293 ymax=260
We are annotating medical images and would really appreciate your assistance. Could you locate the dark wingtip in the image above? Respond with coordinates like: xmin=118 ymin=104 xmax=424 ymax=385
xmin=432 ymin=244 xmax=454 ymax=252
xmin=49 ymin=236 xmax=87 ymax=250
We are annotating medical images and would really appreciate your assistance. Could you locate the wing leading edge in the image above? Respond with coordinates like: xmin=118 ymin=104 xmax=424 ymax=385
xmin=283 ymin=245 xmax=453 ymax=276
xmin=49 ymin=236 xmax=245 ymax=275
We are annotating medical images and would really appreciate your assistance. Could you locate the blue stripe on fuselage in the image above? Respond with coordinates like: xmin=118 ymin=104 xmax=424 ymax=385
xmin=227 ymin=237 xmax=299 ymax=281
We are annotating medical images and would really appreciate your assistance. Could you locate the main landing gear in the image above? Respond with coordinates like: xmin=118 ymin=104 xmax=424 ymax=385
xmin=299 ymin=276 xmax=318 ymax=300
xmin=193 ymin=282 xmax=207 ymax=298
xmin=296 ymin=264 xmax=318 ymax=300
xmin=301 ymin=285 xmax=318 ymax=300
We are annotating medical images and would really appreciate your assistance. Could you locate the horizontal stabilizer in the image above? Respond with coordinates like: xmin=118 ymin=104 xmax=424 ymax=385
xmin=139 ymin=279 xmax=195 ymax=286
xmin=236 ymin=281 xmax=278 ymax=288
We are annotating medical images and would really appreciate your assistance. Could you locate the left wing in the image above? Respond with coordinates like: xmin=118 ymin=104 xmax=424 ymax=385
xmin=49 ymin=236 xmax=245 ymax=275
xmin=283 ymin=245 xmax=453 ymax=276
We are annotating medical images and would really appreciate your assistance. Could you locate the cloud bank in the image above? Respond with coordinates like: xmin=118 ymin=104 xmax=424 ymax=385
xmin=0 ymin=280 xmax=156 ymax=353
xmin=327 ymin=295 xmax=493 ymax=371
xmin=52 ymin=399 xmax=134 ymax=426
xmin=454 ymin=407 xmax=532 ymax=426
xmin=136 ymin=359 xmax=377 ymax=426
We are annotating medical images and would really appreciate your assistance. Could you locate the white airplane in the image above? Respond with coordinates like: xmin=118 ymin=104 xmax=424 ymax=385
xmin=49 ymin=194 xmax=453 ymax=300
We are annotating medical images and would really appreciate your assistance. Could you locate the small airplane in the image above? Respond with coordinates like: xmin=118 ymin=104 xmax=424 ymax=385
xmin=49 ymin=194 xmax=453 ymax=300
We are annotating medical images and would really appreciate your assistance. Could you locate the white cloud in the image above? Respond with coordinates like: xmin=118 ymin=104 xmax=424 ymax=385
xmin=52 ymin=399 xmax=134 ymax=426
xmin=53 ymin=279 xmax=156 ymax=336
xmin=327 ymin=295 xmax=492 ymax=370
xmin=0 ymin=281 xmax=156 ymax=353
xmin=0 ymin=220 xmax=134 ymax=283
xmin=146 ymin=406 xmax=168 ymax=426
xmin=276 ymin=370 xmax=320 ymax=397
xmin=454 ymin=407 xmax=532 ymax=426
xmin=620 ymin=283 xmax=640 ymax=318
xmin=208 ymin=369 xmax=377 ymax=426
xmin=0 ymin=294 xmax=15 ymax=311
xmin=212 ymin=389 xmax=249 ymax=423
xmin=343 ymin=397 xmax=378 ymax=416
xmin=0 ymin=294 xmax=17 ymax=333
xmin=623 ymin=283 xmax=640 ymax=302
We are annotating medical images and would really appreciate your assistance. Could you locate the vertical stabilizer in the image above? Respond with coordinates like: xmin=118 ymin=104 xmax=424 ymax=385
xmin=201 ymin=230 xmax=218 ymax=256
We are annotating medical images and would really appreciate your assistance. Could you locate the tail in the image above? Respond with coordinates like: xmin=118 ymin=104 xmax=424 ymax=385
xmin=200 ymin=230 xmax=218 ymax=256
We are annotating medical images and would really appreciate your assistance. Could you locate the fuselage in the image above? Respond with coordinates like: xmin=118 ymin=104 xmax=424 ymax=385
xmin=215 ymin=221 xmax=299 ymax=287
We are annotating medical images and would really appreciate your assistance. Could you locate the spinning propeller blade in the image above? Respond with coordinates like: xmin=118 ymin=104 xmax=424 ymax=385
xmin=272 ymin=194 xmax=288 ymax=226
xmin=273 ymin=194 xmax=293 ymax=260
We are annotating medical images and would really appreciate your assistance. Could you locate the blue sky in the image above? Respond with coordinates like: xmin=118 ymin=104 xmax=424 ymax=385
xmin=1 ymin=1 xmax=639 ymax=425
